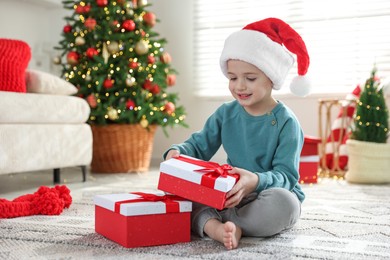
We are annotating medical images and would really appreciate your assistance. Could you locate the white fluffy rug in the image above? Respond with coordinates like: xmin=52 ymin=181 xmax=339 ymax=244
xmin=0 ymin=169 xmax=390 ymax=259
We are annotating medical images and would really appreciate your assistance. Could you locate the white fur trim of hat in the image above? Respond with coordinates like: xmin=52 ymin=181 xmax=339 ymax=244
xmin=220 ymin=18 xmax=311 ymax=97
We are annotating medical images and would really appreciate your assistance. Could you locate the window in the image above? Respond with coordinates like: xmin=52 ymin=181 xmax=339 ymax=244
xmin=193 ymin=0 xmax=390 ymax=97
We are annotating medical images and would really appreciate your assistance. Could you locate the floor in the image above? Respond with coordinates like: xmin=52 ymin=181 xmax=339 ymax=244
xmin=0 ymin=166 xmax=161 ymax=200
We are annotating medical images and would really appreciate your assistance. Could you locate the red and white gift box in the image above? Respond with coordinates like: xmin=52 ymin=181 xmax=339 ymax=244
xmin=158 ymin=155 xmax=239 ymax=210
xmin=94 ymin=192 xmax=192 ymax=248
xmin=299 ymin=155 xmax=319 ymax=184
xmin=299 ymin=136 xmax=321 ymax=184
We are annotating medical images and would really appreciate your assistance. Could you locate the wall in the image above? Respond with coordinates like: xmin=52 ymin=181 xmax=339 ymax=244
xmin=0 ymin=0 xmax=68 ymax=73
xmin=1 ymin=0 xmax=387 ymax=167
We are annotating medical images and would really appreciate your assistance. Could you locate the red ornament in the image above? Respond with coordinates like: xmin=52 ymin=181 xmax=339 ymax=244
xmin=147 ymin=55 xmax=155 ymax=64
xmin=166 ymin=74 xmax=176 ymax=86
xmin=83 ymin=4 xmax=91 ymax=13
xmin=110 ymin=20 xmax=120 ymax=31
xmin=128 ymin=61 xmax=139 ymax=69
xmin=122 ymin=20 xmax=136 ymax=31
xmin=103 ymin=78 xmax=114 ymax=89
xmin=86 ymin=47 xmax=99 ymax=59
xmin=63 ymin=25 xmax=72 ymax=33
xmin=75 ymin=5 xmax=84 ymax=14
xmin=150 ymin=84 xmax=160 ymax=94
xmin=160 ymin=52 xmax=172 ymax=64
xmin=86 ymin=94 xmax=97 ymax=108
xmin=143 ymin=79 xmax=160 ymax=94
xmin=76 ymin=4 xmax=91 ymax=13
xmin=164 ymin=102 xmax=176 ymax=115
xmin=126 ymin=99 xmax=136 ymax=110
xmin=143 ymin=79 xmax=153 ymax=91
xmin=96 ymin=0 xmax=108 ymax=7
xmin=85 ymin=18 xmax=97 ymax=30
xmin=143 ymin=12 xmax=156 ymax=27
xmin=67 ymin=51 xmax=79 ymax=65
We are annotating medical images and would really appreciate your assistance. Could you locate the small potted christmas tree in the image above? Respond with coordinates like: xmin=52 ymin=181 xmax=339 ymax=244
xmin=55 ymin=0 xmax=187 ymax=173
xmin=346 ymin=67 xmax=390 ymax=183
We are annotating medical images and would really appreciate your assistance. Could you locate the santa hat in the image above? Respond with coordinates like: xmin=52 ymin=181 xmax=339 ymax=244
xmin=220 ymin=18 xmax=311 ymax=97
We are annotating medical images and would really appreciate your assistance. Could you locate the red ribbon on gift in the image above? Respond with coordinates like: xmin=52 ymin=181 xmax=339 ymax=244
xmin=176 ymin=155 xmax=239 ymax=189
xmin=114 ymin=192 xmax=185 ymax=214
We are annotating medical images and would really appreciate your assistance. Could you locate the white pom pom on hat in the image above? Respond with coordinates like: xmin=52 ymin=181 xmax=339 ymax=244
xmin=220 ymin=18 xmax=311 ymax=97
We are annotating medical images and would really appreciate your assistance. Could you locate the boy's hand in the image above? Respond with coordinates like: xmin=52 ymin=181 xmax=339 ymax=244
xmin=165 ymin=149 xmax=180 ymax=160
xmin=224 ymin=167 xmax=259 ymax=208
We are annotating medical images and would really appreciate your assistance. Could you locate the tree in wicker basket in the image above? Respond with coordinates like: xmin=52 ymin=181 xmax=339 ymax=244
xmin=346 ymin=67 xmax=390 ymax=183
xmin=55 ymin=0 xmax=187 ymax=173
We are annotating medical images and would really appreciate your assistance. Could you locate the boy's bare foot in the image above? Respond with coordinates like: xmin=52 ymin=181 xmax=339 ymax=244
xmin=204 ymin=219 xmax=242 ymax=250
xmin=223 ymin=221 xmax=241 ymax=250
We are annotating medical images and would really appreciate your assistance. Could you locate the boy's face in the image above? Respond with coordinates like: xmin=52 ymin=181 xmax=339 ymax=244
xmin=227 ymin=60 xmax=274 ymax=116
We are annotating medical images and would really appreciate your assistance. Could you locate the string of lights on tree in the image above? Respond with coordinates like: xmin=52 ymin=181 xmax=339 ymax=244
xmin=55 ymin=0 xmax=187 ymax=133
xmin=352 ymin=67 xmax=389 ymax=143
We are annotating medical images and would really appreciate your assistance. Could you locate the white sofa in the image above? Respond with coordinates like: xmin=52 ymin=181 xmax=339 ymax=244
xmin=0 ymin=70 xmax=93 ymax=183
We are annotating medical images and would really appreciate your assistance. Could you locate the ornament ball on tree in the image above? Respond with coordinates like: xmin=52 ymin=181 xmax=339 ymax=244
xmin=86 ymin=47 xmax=98 ymax=59
xmin=103 ymin=78 xmax=114 ymax=89
xmin=143 ymin=12 xmax=156 ymax=27
xmin=135 ymin=40 xmax=149 ymax=55
xmin=122 ymin=20 xmax=136 ymax=31
xmin=164 ymin=102 xmax=176 ymax=115
xmin=85 ymin=18 xmax=97 ymax=30
xmin=67 ymin=51 xmax=79 ymax=65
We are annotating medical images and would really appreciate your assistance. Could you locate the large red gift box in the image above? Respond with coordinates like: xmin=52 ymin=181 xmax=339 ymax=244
xmin=299 ymin=136 xmax=321 ymax=184
xmin=94 ymin=192 xmax=192 ymax=248
xmin=158 ymin=155 xmax=239 ymax=210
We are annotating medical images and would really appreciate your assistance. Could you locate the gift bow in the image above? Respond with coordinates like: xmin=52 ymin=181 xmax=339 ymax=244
xmin=114 ymin=192 xmax=185 ymax=214
xmin=176 ymin=155 xmax=239 ymax=188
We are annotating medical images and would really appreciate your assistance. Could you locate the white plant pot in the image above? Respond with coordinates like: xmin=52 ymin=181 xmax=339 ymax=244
xmin=345 ymin=139 xmax=390 ymax=184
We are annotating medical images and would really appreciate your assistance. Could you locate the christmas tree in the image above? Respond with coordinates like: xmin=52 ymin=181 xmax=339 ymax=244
xmin=351 ymin=67 xmax=389 ymax=143
xmin=55 ymin=0 xmax=187 ymax=134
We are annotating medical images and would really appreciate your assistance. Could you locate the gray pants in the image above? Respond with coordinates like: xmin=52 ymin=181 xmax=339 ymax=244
xmin=191 ymin=188 xmax=301 ymax=237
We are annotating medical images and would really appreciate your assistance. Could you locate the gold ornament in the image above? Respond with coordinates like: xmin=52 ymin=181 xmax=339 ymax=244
xmin=107 ymin=41 xmax=120 ymax=54
xmin=126 ymin=8 xmax=134 ymax=16
xmin=107 ymin=107 xmax=119 ymax=120
xmin=52 ymin=56 xmax=61 ymax=65
xmin=102 ymin=42 xmax=110 ymax=64
xmin=135 ymin=40 xmax=149 ymax=55
xmin=140 ymin=118 xmax=149 ymax=128
xmin=138 ymin=0 xmax=148 ymax=7
xmin=75 ymin=36 xmax=85 ymax=46
xmin=126 ymin=77 xmax=136 ymax=87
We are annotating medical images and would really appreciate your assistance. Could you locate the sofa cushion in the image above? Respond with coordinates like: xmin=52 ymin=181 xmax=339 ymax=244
xmin=0 ymin=91 xmax=90 ymax=124
xmin=0 ymin=39 xmax=31 ymax=92
xmin=26 ymin=69 xmax=77 ymax=95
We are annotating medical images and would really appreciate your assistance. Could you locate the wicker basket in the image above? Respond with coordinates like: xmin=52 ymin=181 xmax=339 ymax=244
xmin=91 ymin=124 xmax=157 ymax=173
xmin=345 ymin=139 xmax=390 ymax=183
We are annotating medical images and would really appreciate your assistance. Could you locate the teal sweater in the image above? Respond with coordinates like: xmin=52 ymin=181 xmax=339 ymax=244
xmin=165 ymin=100 xmax=305 ymax=202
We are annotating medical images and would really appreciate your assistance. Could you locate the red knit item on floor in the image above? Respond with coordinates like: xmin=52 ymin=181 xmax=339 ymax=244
xmin=0 ymin=38 xmax=31 ymax=92
xmin=0 ymin=185 xmax=72 ymax=218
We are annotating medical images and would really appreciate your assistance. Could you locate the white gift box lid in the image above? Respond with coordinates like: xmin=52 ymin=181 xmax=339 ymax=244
xmin=160 ymin=155 xmax=237 ymax=192
xmin=300 ymin=155 xmax=319 ymax=162
xmin=94 ymin=193 xmax=192 ymax=216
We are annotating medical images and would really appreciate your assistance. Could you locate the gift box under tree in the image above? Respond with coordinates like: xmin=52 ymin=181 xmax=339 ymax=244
xmin=299 ymin=136 xmax=321 ymax=184
xmin=94 ymin=192 xmax=192 ymax=248
xmin=158 ymin=155 xmax=239 ymax=210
